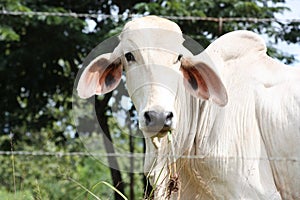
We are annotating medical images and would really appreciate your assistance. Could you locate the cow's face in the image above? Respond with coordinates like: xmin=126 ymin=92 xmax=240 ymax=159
xmin=124 ymin=48 xmax=182 ymax=138
xmin=77 ymin=16 xmax=227 ymax=144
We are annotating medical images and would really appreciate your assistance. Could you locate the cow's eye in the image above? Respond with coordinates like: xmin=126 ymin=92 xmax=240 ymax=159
xmin=125 ymin=52 xmax=135 ymax=62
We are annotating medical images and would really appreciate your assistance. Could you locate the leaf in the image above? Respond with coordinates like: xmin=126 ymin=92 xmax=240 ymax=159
xmin=0 ymin=26 xmax=20 ymax=41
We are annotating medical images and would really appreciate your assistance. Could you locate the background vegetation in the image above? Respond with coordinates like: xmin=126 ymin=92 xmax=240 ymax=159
xmin=0 ymin=0 xmax=299 ymax=199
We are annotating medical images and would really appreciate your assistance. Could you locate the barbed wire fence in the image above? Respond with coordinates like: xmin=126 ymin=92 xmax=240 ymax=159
xmin=1 ymin=10 xmax=300 ymax=22
xmin=2 ymin=9 xmax=300 ymax=35
xmin=0 ymin=151 xmax=299 ymax=162
xmin=1 ymin=9 xmax=299 ymax=162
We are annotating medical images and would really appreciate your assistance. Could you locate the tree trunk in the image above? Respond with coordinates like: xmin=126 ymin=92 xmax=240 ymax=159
xmin=95 ymin=94 xmax=125 ymax=200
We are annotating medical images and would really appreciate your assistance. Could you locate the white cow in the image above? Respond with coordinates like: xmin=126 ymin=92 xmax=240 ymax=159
xmin=77 ymin=16 xmax=300 ymax=199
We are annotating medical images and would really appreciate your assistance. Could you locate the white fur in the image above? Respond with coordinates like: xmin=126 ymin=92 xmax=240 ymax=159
xmin=77 ymin=16 xmax=300 ymax=199
xmin=130 ymin=20 xmax=300 ymax=199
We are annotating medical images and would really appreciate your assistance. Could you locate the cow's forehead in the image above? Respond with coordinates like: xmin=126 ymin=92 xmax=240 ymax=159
xmin=123 ymin=16 xmax=182 ymax=33
xmin=119 ymin=16 xmax=185 ymax=53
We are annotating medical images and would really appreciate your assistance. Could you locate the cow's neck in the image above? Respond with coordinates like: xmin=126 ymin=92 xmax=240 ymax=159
xmin=169 ymin=73 xmax=275 ymax=199
xmin=174 ymin=82 xmax=221 ymax=157
xmin=168 ymin=86 xmax=221 ymax=199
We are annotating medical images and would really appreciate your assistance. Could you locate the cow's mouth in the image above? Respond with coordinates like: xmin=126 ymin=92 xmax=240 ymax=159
xmin=146 ymin=126 xmax=171 ymax=135
xmin=141 ymin=127 xmax=171 ymax=149
xmin=150 ymin=129 xmax=172 ymax=149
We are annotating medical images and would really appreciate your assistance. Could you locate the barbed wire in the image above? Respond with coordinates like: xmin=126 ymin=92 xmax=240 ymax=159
xmin=0 ymin=9 xmax=299 ymax=163
xmin=0 ymin=151 xmax=299 ymax=162
xmin=1 ymin=10 xmax=300 ymax=23
xmin=0 ymin=151 xmax=142 ymax=158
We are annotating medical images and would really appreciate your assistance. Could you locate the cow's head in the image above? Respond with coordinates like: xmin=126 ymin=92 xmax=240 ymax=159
xmin=77 ymin=16 xmax=227 ymax=175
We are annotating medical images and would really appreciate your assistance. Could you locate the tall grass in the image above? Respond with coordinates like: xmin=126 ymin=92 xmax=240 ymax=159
xmin=10 ymin=134 xmax=16 ymax=196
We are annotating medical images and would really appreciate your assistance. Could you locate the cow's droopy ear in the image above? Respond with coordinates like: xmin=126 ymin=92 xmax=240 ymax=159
xmin=180 ymin=58 xmax=228 ymax=106
xmin=77 ymin=53 xmax=122 ymax=99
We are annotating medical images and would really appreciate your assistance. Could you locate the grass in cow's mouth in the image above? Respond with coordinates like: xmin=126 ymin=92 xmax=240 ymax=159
xmin=167 ymin=174 xmax=180 ymax=198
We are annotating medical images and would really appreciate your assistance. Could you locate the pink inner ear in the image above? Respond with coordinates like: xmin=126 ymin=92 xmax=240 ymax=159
xmin=180 ymin=59 xmax=228 ymax=106
xmin=181 ymin=63 xmax=210 ymax=100
xmin=77 ymin=53 xmax=124 ymax=98
xmin=97 ymin=62 xmax=122 ymax=94
xmin=88 ymin=57 xmax=110 ymax=73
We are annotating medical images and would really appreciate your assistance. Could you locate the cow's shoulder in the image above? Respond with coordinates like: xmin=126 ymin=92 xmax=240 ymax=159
xmin=254 ymin=68 xmax=300 ymax=198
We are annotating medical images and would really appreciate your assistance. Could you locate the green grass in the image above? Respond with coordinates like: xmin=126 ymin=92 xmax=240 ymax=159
xmin=68 ymin=177 xmax=128 ymax=200
xmin=0 ymin=190 xmax=33 ymax=200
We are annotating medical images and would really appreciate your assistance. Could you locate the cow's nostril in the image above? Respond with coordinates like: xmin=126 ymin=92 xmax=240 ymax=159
xmin=164 ymin=112 xmax=174 ymax=127
xmin=144 ymin=111 xmax=155 ymax=126
xmin=166 ymin=112 xmax=173 ymax=121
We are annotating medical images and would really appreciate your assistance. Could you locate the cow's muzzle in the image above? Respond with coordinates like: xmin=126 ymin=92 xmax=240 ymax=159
xmin=143 ymin=110 xmax=174 ymax=135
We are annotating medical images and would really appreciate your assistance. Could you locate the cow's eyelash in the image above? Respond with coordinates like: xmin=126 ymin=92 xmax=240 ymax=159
xmin=177 ymin=54 xmax=183 ymax=61
xmin=174 ymin=54 xmax=183 ymax=64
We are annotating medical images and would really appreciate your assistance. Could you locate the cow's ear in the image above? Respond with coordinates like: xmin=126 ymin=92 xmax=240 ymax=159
xmin=180 ymin=58 xmax=228 ymax=106
xmin=77 ymin=53 xmax=122 ymax=99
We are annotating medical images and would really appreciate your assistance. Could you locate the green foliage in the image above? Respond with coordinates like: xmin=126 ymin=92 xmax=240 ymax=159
xmin=0 ymin=190 xmax=33 ymax=200
xmin=0 ymin=0 xmax=299 ymax=199
xmin=0 ymin=26 xmax=20 ymax=41
xmin=0 ymin=149 xmax=120 ymax=199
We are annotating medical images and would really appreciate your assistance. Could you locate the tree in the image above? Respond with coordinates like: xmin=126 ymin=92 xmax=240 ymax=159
xmin=0 ymin=0 xmax=128 ymax=199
